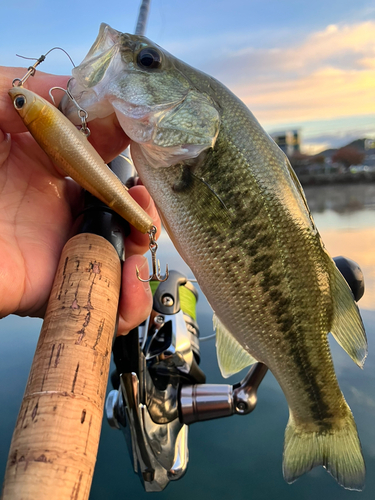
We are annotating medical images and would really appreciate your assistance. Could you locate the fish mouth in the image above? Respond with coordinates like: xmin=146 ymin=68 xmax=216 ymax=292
xmin=71 ymin=23 xmax=122 ymax=90
xmin=59 ymin=23 xmax=123 ymax=124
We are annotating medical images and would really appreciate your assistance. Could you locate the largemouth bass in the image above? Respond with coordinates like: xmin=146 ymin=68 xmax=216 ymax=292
xmin=60 ymin=24 xmax=367 ymax=490
xmin=9 ymin=87 xmax=153 ymax=233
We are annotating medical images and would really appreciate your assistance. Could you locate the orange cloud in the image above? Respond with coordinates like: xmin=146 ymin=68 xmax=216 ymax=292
xmin=236 ymin=68 xmax=375 ymax=124
xmin=283 ymin=22 xmax=375 ymax=72
xmin=213 ymin=21 xmax=375 ymax=127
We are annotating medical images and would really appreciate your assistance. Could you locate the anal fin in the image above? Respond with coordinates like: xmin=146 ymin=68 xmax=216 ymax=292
xmin=213 ymin=314 xmax=257 ymax=378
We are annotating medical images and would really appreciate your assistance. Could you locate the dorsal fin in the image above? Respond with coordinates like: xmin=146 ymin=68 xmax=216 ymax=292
xmin=329 ymin=261 xmax=367 ymax=368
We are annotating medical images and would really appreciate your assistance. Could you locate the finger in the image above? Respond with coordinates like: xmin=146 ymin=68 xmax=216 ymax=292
xmin=84 ymin=115 xmax=130 ymax=163
xmin=117 ymin=254 xmax=152 ymax=335
xmin=125 ymin=185 xmax=161 ymax=257
xmin=0 ymin=129 xmax=11 ymax=166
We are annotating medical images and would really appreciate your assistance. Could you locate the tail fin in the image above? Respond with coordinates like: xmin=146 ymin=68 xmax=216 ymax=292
xmin=283 ymin=407 xmax=365 ymax=491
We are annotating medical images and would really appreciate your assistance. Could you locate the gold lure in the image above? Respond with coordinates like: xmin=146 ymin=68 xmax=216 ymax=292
xmin=9 ymin=86 xmax=154 ymax=234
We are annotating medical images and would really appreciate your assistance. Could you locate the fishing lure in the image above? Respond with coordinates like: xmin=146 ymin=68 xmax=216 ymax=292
xmin=9 ymin=85 xmax=154 ymax=234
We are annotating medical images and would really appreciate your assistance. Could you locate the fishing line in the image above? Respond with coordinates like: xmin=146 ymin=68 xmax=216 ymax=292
xmin=16 ymin=47 xmax=76 ymax=68
xmin=200 ymin=333 xmax=216 ymax=342
xmin=13 ymin=47 xmax=76 ymax=87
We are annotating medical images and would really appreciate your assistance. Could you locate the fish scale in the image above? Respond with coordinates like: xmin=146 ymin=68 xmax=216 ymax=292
xmin=60 ymin=25 xmax=367 ymax=490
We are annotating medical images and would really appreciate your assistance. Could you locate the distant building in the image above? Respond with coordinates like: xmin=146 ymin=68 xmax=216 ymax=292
xmin=271 ymin=130 xmax=301 ymax=156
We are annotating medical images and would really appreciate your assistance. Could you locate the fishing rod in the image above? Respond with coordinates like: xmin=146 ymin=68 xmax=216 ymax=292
xmin=135 ymin=0 xmax=151 ymax=35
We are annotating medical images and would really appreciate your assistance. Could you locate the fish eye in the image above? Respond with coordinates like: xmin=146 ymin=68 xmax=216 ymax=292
xmin=137 ymin=48 xmax=162 ymax=70
xmin=14 ymin=95 xmax=26 ymax=109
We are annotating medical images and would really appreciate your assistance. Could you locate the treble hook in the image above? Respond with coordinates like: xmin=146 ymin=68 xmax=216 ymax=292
xmin=49 ymin=81 xmax=91 ymax=137
xmin=136 ymin=226 xmax=169 ymax=282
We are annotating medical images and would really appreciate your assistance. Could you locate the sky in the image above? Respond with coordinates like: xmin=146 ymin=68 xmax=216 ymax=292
xmin=1 ymin=0 xmax=374 ymax=153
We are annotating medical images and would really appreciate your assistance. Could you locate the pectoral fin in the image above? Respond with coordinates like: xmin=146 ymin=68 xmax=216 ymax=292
xmin=213 ymin=314 xmax=257 ymax=378
xmin=330 ymin=262 xmax=367 ymax=368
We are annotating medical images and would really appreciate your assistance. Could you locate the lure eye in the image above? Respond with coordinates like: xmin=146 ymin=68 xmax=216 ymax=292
xmin=14 ymin=95 xmax=26 ymax=109
xmin=137 ymin=48 xmax=162 ymax=70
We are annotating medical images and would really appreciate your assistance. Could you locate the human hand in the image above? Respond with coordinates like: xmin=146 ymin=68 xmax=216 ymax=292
xmin=0 ymin=66 xmax=160 ymax=334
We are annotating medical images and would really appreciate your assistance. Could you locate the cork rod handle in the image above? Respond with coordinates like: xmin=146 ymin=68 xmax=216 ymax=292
xmin=2 ymin=232 xmax=121 ymax=500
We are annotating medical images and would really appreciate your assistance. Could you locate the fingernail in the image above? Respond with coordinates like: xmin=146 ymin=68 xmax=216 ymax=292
xmin=145 ymin=192 xmax=155 ymax=211
xmin=146 ymin=197 xmax=159 ymax=224
xmin=0 ymin=130 xmax=11 ymax=164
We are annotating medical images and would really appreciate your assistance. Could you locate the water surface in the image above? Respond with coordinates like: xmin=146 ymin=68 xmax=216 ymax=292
xmin=0 ymin=184 xmax=374 ymax=499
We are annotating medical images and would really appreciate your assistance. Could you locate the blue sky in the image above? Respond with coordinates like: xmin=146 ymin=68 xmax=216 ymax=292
xmin=1 ymin=0 xmax=374 ymax=152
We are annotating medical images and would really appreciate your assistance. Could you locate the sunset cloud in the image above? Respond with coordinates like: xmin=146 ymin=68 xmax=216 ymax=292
xmin=238 ymin=67 xmax=375 ymax=123
xmin=203 ymin=21 xmax=375 ymax=136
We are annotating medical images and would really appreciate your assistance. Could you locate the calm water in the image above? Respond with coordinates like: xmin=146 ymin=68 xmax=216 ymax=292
xmin=1 ymin=184 xmax=374 ymax=500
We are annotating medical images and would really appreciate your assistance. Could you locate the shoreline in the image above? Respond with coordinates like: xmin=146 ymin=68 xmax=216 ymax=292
xmin=298 ymin=171 xmax=375 ymax=186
